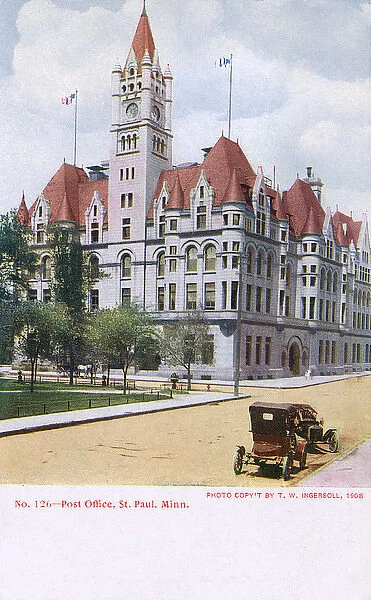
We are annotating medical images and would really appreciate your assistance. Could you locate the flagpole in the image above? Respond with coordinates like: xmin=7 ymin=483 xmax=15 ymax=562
xmin=73 ymin=89 xmax=78 ymax=166
xmin=228 ymin=54 xmax=233 ymax=139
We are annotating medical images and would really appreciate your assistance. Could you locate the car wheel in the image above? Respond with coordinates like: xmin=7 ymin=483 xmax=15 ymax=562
xmin=300 ymin=444 xmax=309 ymax=470
xmin=328 ymin=431 xmax=339 ymax=453
xmin=290 ymin=433 xmax=298 ymax=451
xmin=282 ymin=455 xmax=292 ymax=481
xmin=233 ymin=448 xmax=244 ymax=475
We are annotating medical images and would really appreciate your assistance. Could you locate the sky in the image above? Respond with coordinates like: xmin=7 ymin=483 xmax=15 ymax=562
xmin=0 ymin=0 xmax=369 ymax=220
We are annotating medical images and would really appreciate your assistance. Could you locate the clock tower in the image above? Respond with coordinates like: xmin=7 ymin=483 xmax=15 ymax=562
xmin=109 ymin=3 xmax=173 ymax=243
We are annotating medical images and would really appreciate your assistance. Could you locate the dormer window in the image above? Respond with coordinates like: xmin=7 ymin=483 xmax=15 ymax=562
xmin=162 ymin=196 xmax=166 ymax=209
xmin=200 ymin=185 xmax=204 ymax=199
xmin=36 ymin=224 xmax=44 ymax=244
xmin=130 ymin=68 xmax=135 ymax=76
xmin=93 ymin=205 xmax=98 ymax=217
xmin=91 ymin=223 xmax=99 ymax=243
xmin=197 ymin=206 xmax=207 ymax=229
xmin=159 ymin=215 xmax=165 ymax=237
xmin=38 ymin=205 xmax=43 ymax=218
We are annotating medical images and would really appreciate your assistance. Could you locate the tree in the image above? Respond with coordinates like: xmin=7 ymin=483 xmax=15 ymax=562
xmin=48 ymin=224 xmax=101 ymax=383
xmin=0 ymin=210 xmax=37 ymax=363
xmin=86 ymin=305 xmax=158 ymax=392
xmin=158 ymin=312 xmax=211 ymax=390
xmin=13 ymin=302 xmax=71 ymax=392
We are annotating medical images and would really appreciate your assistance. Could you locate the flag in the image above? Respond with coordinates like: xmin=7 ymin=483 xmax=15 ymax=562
xmin=62 ymin=93 xmax=76 ymax=105
xmin=215 ymin=56 xmax=231 ymax=68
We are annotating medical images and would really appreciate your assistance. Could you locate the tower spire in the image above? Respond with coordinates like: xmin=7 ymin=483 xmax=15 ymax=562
xmin=142 ymin=0 xmax=146 ymax=16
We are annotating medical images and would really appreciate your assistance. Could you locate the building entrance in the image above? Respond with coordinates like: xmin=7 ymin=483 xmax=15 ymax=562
xmin=289 ymin=342 xmax=301 ymax=376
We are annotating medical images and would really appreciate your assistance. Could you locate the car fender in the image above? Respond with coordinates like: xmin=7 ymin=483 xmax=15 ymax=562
xmin=323 ymin=428 xmax=337 ymax=442
xmin=293 ymin=438 xmax=308 ymax=462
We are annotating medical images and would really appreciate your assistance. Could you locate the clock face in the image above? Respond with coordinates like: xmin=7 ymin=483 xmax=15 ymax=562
xmin=151 ymin=105 xmax=160 ymax=121
xmin=126 ymin=103 xmax=139 ymax=119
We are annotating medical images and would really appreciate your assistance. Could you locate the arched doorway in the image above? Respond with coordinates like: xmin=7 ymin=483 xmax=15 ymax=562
xmin=289 ymin=342 xmax=301 ymax=376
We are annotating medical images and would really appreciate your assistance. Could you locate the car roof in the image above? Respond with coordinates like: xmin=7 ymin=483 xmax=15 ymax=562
xmin=249 ymin=401 xmax=315 ymax=412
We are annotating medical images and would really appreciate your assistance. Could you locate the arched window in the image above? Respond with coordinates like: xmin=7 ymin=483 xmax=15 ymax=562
xmin=204 ymin=245 xmax=216 ymax=272
xmin=121 ymin=137 xmax=126 ymax=152
xmin=320 ymin=268 xmax=326 ymax=291
xmin=132 ymin=133 xmax=137 ymax=149
xmin=286 ymin=264 xmax=291 ymax=287
xmin=152 ymin=135 xmax=156 ymax=150
xmin=266 ymin=253 xmax=273 ymax=279
xmin=157 ymin=252 xmax=165 ymax=277
xmin=327 ymin=271 xmax=332 ymax=292
xmin=333 ymin=272 xmax=338 ymax=293
xmin=89 ymin=255 xmax=99 ymax=280
xmin=161 ymin=140 xmax=165 ymax=155
xmin=246 ymin=247 xmax=254 ymax=274
xmin=156 ymin=137 xmax=160 ymax=152
xmin=186 ymin=246 xmax=198 ymax=273
xmin=41 ymin=256 xmax=51 ymax=280
xmin=257 ymin=249 xmax=264 ymax=276
xmin=121 ymin=254 xmax=131 ymax=278
xmin=127 ymin=135 xmax=131 ymax=150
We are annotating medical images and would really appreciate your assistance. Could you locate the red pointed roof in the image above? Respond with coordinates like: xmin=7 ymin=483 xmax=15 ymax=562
xmin=128 ymin=9 xmax=155 ymax=67
xmin=284 ymin=178 xmax=325 ymax=236
xmin=16 ymin=192 xmax=29 ymax=226
xmin=302 ymin=205 xmax=324 ymax=235
xmin=168 ymin=172 xmax=184 ymax=209
xmin=27 ymin=162 xmax=108 ymax=227
xmin=52 ymin=190 xmax=75 ymax=223
xmin=222 ymin=168 xmax=246 ymax=204
xmin=332 ymin=210 xmax=362 ymax=246
xmin=149 ymin=136 xmax=256 ymax=216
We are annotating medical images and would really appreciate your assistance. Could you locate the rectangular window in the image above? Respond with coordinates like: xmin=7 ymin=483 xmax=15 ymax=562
xmin=232 ymin=255 xmax=239 ymax=269
xmin=121 ymin=193 xmax=126 ymax=208
xmin=202 ymin=335 xmax=214 ymax=365
xmin=90 ymin=290 xmax=99 ymax=311
xmin=223 ymin=214 xmax=229 ymax=226
xmin=231 ymin=281 xmax=239 ymax=310
xmin=120 ymin=169 xmax=124 ymax=181
xmin=197 ymin=206 xmax=207 ymax=229
xmin=245 ymin=336 xmax=252 ymax=365
xmin=222 ymin=255 xmax=228 ymax=269
xmin=199 ymin=185 xmax=204 ymax=199
xmin=36 ymin=224 xmax=44 ymax=244
xmin=279 ymin=290 xmax=285 ymax=315
xmin=159 ymin=215 xmax=165 ymax=237
xmin=301 ymin=297 xmax=307 ymax=319
xmin=309 ymin=296 xmax=316 ymax=320
xmin=266 ymin=288 xmax=271 ymax=314
xmin=265 ymin=337 xmax=271 ymax=365
xmin=121 ymin=288 xmax=131 ymax=306
xmin=222 ymin=281 xmax=227 ymax=310
xmin=311 ymin=243 xmax=317 ymax=253
xmin=325 ymin=340 xmax=330 ymax=364
xmin=126 ymin=167 xmax=129 ymax=180
xmin=344 ymin=342 xmax=349 ymax=364
xmin=256 ymin=287 xmax=262 ymax=312
xmin=43 ymin=289 xmax=51 ymax=303
xmin=319 ymin=340 xmax=324 ymax=364
xmin=186 ymin=283 xmax=197 ymax=310
xmin=122 ymin=218 xmax=130 ymax=239
xmin=256 ymin=337 xmax=262 ymax=365
xmin=232 ymin=241 xmax=240 ymax=251
xmin=246 ymin=284 xmax=252 ymax=311
xmin=233 ymin=213 xmax=240 ymax=226
xmin=169 ymin=245 xmax=177 ymax=255
xmin=157 ymin=287 xmax=165 ymax=311
xmin=127 ymin=192 xmax=133 ymax=207
xmin=222 ymin=241 xmax=228 ymax=251
xmin=169 ymin=219 xmax=177 ymax=231
xmin=310 ymin=276 xmax=316 ymax=286
xmin=319 ymin=299 xmax=324 ymax=321
xmin=131 ymin=167 xmax=135 ymax=179
xmin=28 ymin=289 xmax=38 ymax=301
xmin=204 ymin=283 xmax=216 ymax=310
xmin=169 ymin=283 xmax=176 ymax=310
xmin=285 ymin=296 xmax=290 ymax=317
xmin=331 ymin=341 xmax=337 ymax=364
xmin=91 ymin=222 xmax=99 ymax=243
xmin=325 ymin=299 xmax=330 ymax=322
xmin=169 ymin=259 xmax=177 ymax=272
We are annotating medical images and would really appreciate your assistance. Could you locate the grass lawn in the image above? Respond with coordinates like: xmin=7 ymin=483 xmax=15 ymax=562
xmin=0 ymin=377 xmax=174 ymax=420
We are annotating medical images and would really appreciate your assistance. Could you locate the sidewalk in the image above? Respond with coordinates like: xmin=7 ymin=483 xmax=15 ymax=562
xmin=0 ymin=391 xmax=243 ymax=438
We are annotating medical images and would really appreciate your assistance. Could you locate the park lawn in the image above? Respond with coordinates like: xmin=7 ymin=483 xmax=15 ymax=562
xmin=0 ymin=378 xmax=173 ymax=420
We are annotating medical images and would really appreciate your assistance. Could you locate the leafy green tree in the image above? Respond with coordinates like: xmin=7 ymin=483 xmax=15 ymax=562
xmin=0 ymin=210 xmax=37 ymax=363
xmin=14 ymin=302 xmax=71 ymax=392
xmin=158 ymin=312 xmax=211 ymax=390
xmin=86 ymin=305 xmax=158 ymax=392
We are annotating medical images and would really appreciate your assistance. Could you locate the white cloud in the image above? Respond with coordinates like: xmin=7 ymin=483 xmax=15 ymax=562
xmin=0 ymin=0 xmax=369 ymax=222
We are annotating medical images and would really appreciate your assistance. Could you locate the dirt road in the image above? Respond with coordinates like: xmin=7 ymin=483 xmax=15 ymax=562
xmin=1 ymin=377 xmax=370 ymax=486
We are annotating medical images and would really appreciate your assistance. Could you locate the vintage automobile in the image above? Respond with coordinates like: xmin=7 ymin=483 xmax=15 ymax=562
xmin=233 ymin=401 xmax=339 ymax=480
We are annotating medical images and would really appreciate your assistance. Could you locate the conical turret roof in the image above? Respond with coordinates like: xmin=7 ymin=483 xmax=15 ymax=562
xmin=16 ymin=192 xmax=29 ymax=225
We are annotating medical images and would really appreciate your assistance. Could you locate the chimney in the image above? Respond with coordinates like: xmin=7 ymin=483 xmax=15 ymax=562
xmin=303 ymin=167 xmax=324 ymax=205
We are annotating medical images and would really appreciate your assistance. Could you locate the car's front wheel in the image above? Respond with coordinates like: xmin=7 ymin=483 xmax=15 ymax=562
xmin=328 ymin=431 xmax=339 ymax=453
xmin=282 ymin=455 xmax=292 ymax=481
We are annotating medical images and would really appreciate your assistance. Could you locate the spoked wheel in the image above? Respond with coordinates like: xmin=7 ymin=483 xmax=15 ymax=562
xmin=233 ymin=448 xmax=244 ymax=475
xmin=282 ymin=455 xmax=293 ymax=481
xmin=328 ymin=431 xmax=339 ymax=453
xmin=299 ymin=444 xmax=309 ymax=470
